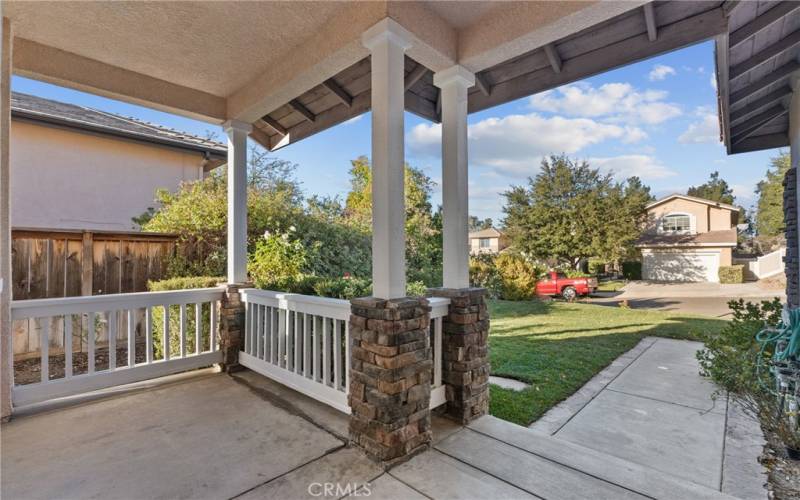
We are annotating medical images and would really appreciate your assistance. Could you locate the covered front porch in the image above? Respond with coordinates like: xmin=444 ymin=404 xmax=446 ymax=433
xmin=1 ymin=0 xmax=799 ymax=496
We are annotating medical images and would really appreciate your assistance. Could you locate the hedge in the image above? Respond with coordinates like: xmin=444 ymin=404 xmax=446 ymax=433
xmin=622 ymin=261 xmax=642 ymax=280
xmin=718 ymin=265 xmax=744 ymax=284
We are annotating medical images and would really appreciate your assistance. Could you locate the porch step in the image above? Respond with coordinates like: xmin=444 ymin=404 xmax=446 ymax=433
xmin=449 ymin=415 xmax=735 ymax=500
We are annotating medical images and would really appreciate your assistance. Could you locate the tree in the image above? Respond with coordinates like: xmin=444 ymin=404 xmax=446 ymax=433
xmin=755 ymin=152 xmax=790 ymax=237
xmin=468 ymin=216 xmax=493 ymax=232
xmin=687 ymin=171 xmax=735 ymax=205
xmin=502 ymin=155 xmax=651 ymax=268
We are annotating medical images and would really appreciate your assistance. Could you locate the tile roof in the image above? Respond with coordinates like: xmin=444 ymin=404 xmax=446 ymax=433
xmin=468 ymin=227 xmax=505 ymax=238
xmin=11 ymin=92 xmax=227 ymax=159
xmin=636 ymin=229 xmax=738 ymax=247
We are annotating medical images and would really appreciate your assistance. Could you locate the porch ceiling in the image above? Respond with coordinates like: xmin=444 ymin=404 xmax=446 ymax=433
xmin=716 ymin=0 xmax=800 ymax=155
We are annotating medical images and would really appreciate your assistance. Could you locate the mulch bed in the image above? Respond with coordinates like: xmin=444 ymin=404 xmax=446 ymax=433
xmin=14 ymin=346 xmax=149 ymax=385
xmin=763 ymin=431 xmax=800 ymax=499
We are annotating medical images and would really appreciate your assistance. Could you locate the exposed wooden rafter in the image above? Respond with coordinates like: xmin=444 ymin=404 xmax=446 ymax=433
xmin=731 ymin=104 xmax=787 ymax=145
xmin=474 ymin=73 xmax=492 ymax=96
xmin=729 ymin=60 xmax=800 ymax=105
xmin=730 ymin=86 xmax=791 ymax=124
xmin=468 ymin=6 xmax=727 ymax=113
xmin=404 ymin=64 xmax=429 ymax=91
xmin=249 ymin=126 xmax=273 ymax=150
xmin=643 ymin=3 xmax=658 ymax=42
xmin=288 ymin=99 xmax=316 ymax=123
xmin=730 ymin=30 xmax=800 ymax=80
xmin=260 ymin=115 xmax=288 ymax=136
xmin=322 ymin=78 xmax=353 ymax=108
xmin=729 ymin=1 xmax=800 ymax=49
xmin=732 ymin=132 xmax=788 ymax=153
xmin=543 ymin=44 xmax=562 ymax=73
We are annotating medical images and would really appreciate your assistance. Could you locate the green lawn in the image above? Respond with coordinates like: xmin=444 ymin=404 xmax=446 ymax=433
xmin=488 ymin=299 xmax=726 ymax=426
xmin=595 ymin=279 xmax=627 ymax=292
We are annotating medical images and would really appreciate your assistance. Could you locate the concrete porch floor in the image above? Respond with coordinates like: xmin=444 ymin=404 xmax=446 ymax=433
xmin=2 ymin=340 xmax=767 ymax=500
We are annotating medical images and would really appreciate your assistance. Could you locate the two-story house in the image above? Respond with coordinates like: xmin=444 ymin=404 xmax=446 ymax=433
xmin=636 ymin=194 xmax=739 ymax=282
xmin=468 ymin=227 xmax=510 ymax=255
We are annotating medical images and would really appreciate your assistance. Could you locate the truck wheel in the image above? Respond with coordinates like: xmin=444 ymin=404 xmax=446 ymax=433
xmin=561 ymin=286 xmax=577 ymax=302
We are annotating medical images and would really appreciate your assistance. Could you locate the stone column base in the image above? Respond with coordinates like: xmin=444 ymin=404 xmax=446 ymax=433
xmin=348 ymin=296 xmax=432 ymax=466
xmin=218 ymin=283 xmax=249 ymax=372
xmin=784 ymin=168 xmax=798 ymax=308
xmin=427 ymin=287 xmax=490 ymax=424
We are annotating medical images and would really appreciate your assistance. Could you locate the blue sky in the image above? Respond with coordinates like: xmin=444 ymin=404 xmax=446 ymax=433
xmin=13 ymin=40 xmax=783 ymax=223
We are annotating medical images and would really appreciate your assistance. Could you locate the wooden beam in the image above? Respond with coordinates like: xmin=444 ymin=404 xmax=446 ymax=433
xmin=248 ymin=126 xmax=273 ymax=150
xmin=288 ymin=99 xmax=316 ymax=123
xmin=643 ymin=3 xmax=658 ymax=42
xmin=260 ymin=115 xmax=287 ymax=136
xmin=730 ymin=30 xmax=800 ymax=80
xmin=474 ymin=72 xmax=492 ymax=96
xmin=435 ymin=89 xmax=442 ymax=121
xmin=732 ymin=131 xmax=788 ymax=153
xmin=469 ymin=6 xmax=727 ymax=114
xmin=729 ymin=2 xmax=800 ymax=49
xmin=729 ymin=60 xmax=800 ymax=105
xmin=730 ymin=104 xmax=787 ymax=144
xmin=405 ymin=91 xmax=439 ymax=123
xmin=271 ymin=92 xmax=370 ymax=151
xmin=543 ymin=44 xmax=562 ymax=74
xmin=404 ymin=64 xmax=428 ymax=91
xmin=730 ymin=86 xmax=791 ymax=124
xmin=322 ymin=78 xmax=353 ymax=108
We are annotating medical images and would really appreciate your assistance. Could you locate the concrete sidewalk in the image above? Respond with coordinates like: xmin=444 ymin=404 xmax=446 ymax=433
xmin=618 ymin=281 xmax=784 ymax=299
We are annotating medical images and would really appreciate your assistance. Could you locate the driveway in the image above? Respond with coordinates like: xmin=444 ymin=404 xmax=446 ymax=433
xmin=590 ymin=281 xmax=784 ymax=318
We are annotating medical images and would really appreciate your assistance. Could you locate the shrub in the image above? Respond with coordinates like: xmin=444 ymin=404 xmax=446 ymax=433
xmin=147 ymin=276 xmax=225 ymax=359
xmin=312 ymin=276 xmax=372 ymax=300
xmin=495 ymin=253 xmax=543 ymax=301
xmin=718 ymin=265 xmax=745 ymax=284
xmin=469 ymin=254 xmax=502 ymax=298
xmin=588 ymin=258 xmax=607 ymax=276
xmin=622 ymin=261 xmax=642 ymax=280
xmin=248 ymin=232 xmax=307 ymax=289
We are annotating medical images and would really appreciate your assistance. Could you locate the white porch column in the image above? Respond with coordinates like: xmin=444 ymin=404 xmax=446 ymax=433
xmin=1 ymin=17 xmax=12 ymax=420
xmin=223 ymin=120 xmax=252 ymax=284
xmin=362 ymin=21 xmax=411 ymax=299
xmin=434 ymin=66 xmax=474 ymax=289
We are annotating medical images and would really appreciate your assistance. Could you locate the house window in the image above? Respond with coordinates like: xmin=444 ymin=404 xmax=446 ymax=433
xmin=662 ymin=214 xmax=691 ymax=232
xmin=479 ymin=238 xmax=491 ymax=249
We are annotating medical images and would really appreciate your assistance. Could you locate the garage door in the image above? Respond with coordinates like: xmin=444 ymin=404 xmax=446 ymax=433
xmin=642 ymin=252 xmax=720 ymax=282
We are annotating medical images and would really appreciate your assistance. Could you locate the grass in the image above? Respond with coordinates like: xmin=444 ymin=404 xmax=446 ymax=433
xmin=488 ymin=299 xmax=727 ymax=426
xmin=595 ymin=279 xmax=627 ymax=292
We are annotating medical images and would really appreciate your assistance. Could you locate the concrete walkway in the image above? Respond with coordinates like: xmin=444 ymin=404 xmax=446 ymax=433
xmin=617 ymin=281 xmax=784 ymax=299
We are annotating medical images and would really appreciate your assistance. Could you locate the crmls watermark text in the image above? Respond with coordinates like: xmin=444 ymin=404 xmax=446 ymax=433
xmin=308 ymin=482 xmax=372 ymax=497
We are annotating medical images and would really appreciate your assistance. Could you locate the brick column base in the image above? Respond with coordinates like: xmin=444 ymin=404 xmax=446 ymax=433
xmin=427 ymin=287 xmax=490 ymax=424
xmin=348 ymin=297 xmax=432 ymax=466
xmin=218 ymin=283 xmax=248 ymax=371
xmin=784 ymin=168 xmax=798 ymax=308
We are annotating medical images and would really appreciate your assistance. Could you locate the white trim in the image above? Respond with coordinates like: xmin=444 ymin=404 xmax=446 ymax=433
xmin=430 ymin=386 xmax=446 ymax=409
xmin=657 ymin=212 xmax=695 ymax=235
xmin=646 ymin=193 xmax=738 ymax=211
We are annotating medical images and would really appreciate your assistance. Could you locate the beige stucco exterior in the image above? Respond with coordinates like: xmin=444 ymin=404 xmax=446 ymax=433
xmin=645 ymin=197 xmax=737 ymax=234
xmin=11 ymin=120 xmax=207 ymax=231
xmin=468 ymin=230 xmax=510 ymax=255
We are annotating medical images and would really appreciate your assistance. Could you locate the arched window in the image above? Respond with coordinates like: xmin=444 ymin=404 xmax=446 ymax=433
xmin=661 ymin=213 xmax=692 ymax=233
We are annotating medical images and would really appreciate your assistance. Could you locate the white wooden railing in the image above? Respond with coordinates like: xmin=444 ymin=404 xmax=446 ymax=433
xmin=239 ymin=289 xmax=450 ymax=414
xmin=10 ymin=288 xmax=224 ymax=407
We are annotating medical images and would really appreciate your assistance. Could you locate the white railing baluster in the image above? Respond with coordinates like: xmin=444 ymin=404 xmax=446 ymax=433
xmin=88 ymin=312 xmax=96 ymax=374
xmin=40 ymin=317 xmax=50 ymax=383
xmin=179 ymin=304 xmax=187 ymax=358
xmin=279 ymin=309 xmax=287 ymax=368
xmin=64 ymin=315 xmax=73 ymax=379
xmin=272 ymin=308 xmax=279 ymax=364
xmin=314 ymin=315 xmax=321 ymax=381
xmin=286 ymin=310 xmax=294 ymax=372
xmin=294 ymin=312 xmax=301 ymax=374
xmin=303 ymin=313 xmax=311 ymax=378
xmin=323 ymin=318 xmax=330 ymax=387
xmin=127 ymin=309 xmax=135 ymax=367
xmin=264 ymin=306 xmax=271 ymax=361
xmin=195 ymin=303 xmax=202 ymax=355
xmin=163 ymin=305 xmax=170 ymax=361
xmin=145 ymin=307 xmax=153 ymax=363
xmin=256 ymin=304 xmax=263 ymax=359
xmin=333 ymin=319 xmax=342 ymax=390
xmin=344 ymin=321 xmax=350 ymax=394
xmin=210 ymin=301 xmax=217 ymax=352
xmin=108 ymin=310 xmax=117 ymax=371
xmin=244 ymin=300 xmax=252 ymax=355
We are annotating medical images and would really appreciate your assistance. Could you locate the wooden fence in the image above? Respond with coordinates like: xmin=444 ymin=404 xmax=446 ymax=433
xmin=11 ymin=228 xmax=178 ymax=356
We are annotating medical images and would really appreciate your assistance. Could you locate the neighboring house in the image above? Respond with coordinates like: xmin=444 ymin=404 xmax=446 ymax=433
xmin=468 ymin=227 xmax=509 ymax=255
xmin=636 ymin=194 xmax=739 ymax=282
xmin=10 ymin=92 xmax=227 ymax=231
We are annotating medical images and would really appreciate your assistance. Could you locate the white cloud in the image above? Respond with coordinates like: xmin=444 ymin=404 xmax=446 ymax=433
xmin=678 ymin=110 xmax=721 ymax=144
xmin=589 ymin=155 xmax=676 ymax=180
xmin=408 ymin=112 xmax=644 ymax=177
xmin=528 ymin=82 xmax=681 ymax=125
xmin=709 ymin=74 xmax=718 ymax=91
xmin=648 ymin=64 xmax=676 ymax=81
xmin=731 ymin=183 xmax=756 ymax=203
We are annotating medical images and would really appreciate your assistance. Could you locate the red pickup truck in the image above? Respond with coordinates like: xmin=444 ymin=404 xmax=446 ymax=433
xmin=535 ymin=271 xmax=598 ymax=301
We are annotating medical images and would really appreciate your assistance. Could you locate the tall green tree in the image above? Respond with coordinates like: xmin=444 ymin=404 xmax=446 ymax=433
xmin=502 ymin=155 xmax=651 ymax=268
xmin=687 ymin=171 xmax=735 ymax=204
xmin=468 ymin=216 xmax=494 ymax=231
xmin=755 ymin=152 xmax=790 ymax=237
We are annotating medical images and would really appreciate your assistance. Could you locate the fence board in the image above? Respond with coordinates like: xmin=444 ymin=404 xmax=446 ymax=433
xmin=11 ymin=238 xmax=29 ymax=298
xmin=29 ymin=239 xmax=48 ymax=299
xmin=65 ymin=239 xmax=82 ymax=297
xmin=49 ymin=239 xmax=66 ymax=298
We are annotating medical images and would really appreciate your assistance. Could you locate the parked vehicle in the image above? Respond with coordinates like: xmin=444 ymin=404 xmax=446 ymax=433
xmin=536 ymin=271 xmax=597 ymax=300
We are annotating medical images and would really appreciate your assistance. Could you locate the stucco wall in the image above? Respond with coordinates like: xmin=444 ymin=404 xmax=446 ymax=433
xmin=647 ymin=198 xmax=734 ymax=233
xmin=11 ymin=120 xmax=205 ymax=230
